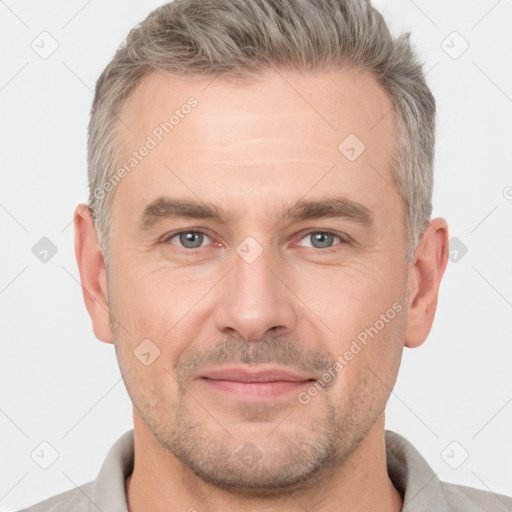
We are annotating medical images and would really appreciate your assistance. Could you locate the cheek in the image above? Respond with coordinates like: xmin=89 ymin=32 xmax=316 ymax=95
xmin=110 ymin=267 xmax=216 ymax=382
xmin=309 ymin=265 xmax=406 ymax=384
xmin=114 ymin=337 xmax=181 ymax=422
xmin=112 ymin=265 xmax=203 ymax=336
xmin=326 ymin=308 xmax=405 ymax=428
xmin=294 ymin=262 xmax=402 ymax=338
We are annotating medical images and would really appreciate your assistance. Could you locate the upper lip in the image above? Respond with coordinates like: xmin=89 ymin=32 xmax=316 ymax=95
xmin=200 ymin=366 xmax=315 ymax=383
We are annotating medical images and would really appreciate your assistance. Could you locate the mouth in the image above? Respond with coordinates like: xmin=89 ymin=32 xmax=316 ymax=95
xmin=199 ymin=366 xmax=316 ymax=399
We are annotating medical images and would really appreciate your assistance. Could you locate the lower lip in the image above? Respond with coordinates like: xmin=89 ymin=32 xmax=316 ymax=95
xmin=200 ymin=378 xmax=313 ymax=398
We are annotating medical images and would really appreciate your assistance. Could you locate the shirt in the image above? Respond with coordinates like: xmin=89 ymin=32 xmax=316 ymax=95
xmin=17 ymin=429 xmax=512 ymax=511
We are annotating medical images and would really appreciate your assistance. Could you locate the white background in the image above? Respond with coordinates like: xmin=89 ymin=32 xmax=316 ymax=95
xmin=1 ymin=0 xmax=511 ymax=510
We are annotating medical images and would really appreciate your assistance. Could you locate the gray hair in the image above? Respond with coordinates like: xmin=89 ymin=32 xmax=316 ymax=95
xmin=87 ymin=0 xmax=435 ymax=275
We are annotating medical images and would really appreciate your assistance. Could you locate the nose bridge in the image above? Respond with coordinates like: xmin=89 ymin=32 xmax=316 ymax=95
xmin=213 ymin=237 xmax=297 ymax=340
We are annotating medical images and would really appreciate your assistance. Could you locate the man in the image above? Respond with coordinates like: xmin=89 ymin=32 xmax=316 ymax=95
xmin=19 ymin=0 xmax=512 ymax=510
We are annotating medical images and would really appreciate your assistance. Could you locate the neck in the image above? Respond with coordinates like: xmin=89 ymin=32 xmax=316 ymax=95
xmin=126 ymin=412 xmax=403 ymax=512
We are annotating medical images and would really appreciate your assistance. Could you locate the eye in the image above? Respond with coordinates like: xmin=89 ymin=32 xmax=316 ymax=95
xmin=165 ymin=230 xmax=212 ymax=250
xmin=296 ymin=231 xmax=347 ymax=250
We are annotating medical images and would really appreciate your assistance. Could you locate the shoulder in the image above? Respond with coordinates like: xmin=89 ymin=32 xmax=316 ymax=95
xmin=440 ymin=480 xmax=512 ymax=511
xmin=15 ymin=481 xmax=94 ymax=512
xmin=385 ymin=430 xmax=512 ymax=511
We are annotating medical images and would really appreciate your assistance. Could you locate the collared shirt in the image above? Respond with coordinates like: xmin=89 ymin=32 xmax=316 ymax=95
xmin=18 ymin=429 xmax=512 ymax=511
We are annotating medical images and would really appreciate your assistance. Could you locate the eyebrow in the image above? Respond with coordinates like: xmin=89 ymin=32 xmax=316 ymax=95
xmin=138 ymin=195 xmax=375 ymax=231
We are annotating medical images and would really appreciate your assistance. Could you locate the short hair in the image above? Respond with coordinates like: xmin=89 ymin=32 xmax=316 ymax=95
xmin=87 ymin=0 xmax=436 ymax=275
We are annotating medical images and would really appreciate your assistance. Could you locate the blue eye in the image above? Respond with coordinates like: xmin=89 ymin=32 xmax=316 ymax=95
xmin=297 ymin=231 xmax=345 ymax=249
xmin=167 ymin=231 xmax=211 ymax=249
xmin=161 ymin=229 xmax=349 ymax=255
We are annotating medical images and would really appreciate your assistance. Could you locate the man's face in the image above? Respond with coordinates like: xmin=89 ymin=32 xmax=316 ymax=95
xmin=108 ymin=69 xmax=409 ymax=492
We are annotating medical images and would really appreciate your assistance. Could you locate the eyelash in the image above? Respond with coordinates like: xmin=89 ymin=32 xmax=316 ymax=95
xmin=161 ymin=229 xmax=351 ymax=255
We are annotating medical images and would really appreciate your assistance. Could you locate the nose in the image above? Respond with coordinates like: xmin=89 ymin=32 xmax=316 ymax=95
xmin=213 ymin=239 xmax=299 ymax=342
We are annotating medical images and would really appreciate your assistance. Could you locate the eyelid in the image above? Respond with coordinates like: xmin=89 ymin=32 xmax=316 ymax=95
xmin=292 ymin=229 xmax=351 ymax=248
xmin=160 ymin=228 xmax=351 ymax=251
xmin=160 ymin=228 xmax=216 ymax=247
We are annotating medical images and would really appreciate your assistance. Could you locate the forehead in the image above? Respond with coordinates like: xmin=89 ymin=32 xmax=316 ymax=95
xmin=118 ymin=67 xmax=394 ymax=151
xmin=112 ymin=68 xmax=397 ymax=228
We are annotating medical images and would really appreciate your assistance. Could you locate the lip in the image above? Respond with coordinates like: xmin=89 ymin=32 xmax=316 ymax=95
xmin=200 ymin=366 xmax=314 ymax=382
xmin=199 ymin=366 xmax=316 ymax=399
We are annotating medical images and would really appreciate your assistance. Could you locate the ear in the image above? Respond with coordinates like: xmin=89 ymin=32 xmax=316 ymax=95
xmin=404 ymin=217 xmax=449 ymax=348
xmin=74 ymin=204 xmax=113 ymax=344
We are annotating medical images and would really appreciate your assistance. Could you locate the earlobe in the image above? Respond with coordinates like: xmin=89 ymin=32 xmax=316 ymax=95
xmin=404 ymin=218 xmax=449 ymax=349
xmin=73 ymin=204 xmax=113 ymax=344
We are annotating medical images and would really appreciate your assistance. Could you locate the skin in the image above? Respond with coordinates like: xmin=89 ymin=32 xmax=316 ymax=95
xmin=74 ymin=68 xmax=448 ymax=512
